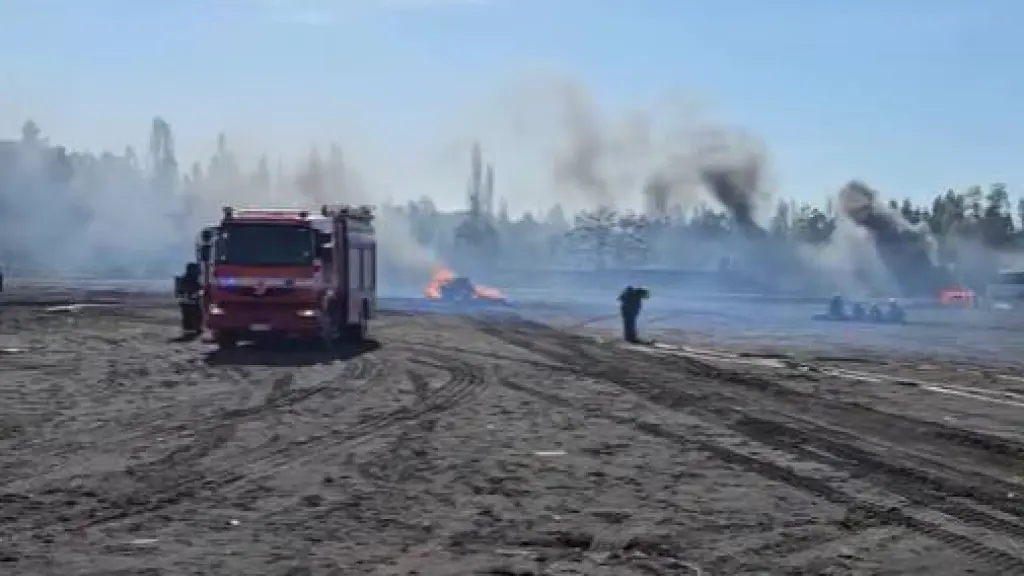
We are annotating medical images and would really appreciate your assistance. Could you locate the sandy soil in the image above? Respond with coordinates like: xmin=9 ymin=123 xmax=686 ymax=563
xmin=2 ymin=296 xmax=1024 ymax=575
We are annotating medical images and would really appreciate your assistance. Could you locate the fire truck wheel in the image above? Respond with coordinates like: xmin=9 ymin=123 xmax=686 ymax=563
xmin=323 ymin=297 xmax=343 ymax=343
xmin=344 ymin=301 xmax=369 ymax=342
xmin=215 ymin=332 xmax=239 ymax=349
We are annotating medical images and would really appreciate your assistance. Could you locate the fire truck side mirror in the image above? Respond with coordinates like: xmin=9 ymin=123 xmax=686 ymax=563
xmin=314 ymin=231 xmax=331 ymax=259
xmin=315 ymin=243 xmax=333 ymax=262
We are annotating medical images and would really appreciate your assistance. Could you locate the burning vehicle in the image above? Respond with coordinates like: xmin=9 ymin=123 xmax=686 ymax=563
xmin=424 ymin=266 xmax=508 ymax=305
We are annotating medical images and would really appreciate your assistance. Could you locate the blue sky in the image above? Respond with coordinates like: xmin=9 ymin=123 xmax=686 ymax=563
xmin=1 ymin=0 xmax=1022 ymax=213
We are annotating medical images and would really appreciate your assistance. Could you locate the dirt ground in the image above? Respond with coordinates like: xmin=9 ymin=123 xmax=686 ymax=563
xmin=2 ymin=297 xmax=1024 ymax=575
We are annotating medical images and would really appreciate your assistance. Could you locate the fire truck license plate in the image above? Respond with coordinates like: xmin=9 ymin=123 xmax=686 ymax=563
xmin=249 ymin=323 xmax=271 ymax=332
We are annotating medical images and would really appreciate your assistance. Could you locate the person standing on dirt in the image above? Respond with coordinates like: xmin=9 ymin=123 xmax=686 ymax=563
xmin=175 ymin=263 xmax=203 ymax=336
xmin=618 ymin=285 xmax=649 ymax=343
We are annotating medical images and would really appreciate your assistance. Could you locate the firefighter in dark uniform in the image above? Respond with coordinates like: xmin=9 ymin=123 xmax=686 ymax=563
xmin=175 ymin=263 xmax=203 ymax=335
xmin=618 ymin=285 xmax=649 ymax=343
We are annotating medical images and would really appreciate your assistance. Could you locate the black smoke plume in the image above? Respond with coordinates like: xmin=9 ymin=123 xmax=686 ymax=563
xmin=838 ymin=180 xmax=950 ymax=295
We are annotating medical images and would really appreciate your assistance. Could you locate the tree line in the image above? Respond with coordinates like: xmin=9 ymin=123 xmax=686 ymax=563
xmin=2 ymin=117 xmax=1023 ymax=275
xmin=420 ymin=184 xmax=1024 ymax=272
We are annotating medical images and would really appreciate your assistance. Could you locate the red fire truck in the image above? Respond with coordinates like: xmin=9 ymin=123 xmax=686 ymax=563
xmin=193 ymin=204 xmax=376 ymax=349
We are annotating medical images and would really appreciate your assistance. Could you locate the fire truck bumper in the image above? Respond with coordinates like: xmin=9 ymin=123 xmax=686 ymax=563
xmin=206 ymin=304 xmax=323 ymax=338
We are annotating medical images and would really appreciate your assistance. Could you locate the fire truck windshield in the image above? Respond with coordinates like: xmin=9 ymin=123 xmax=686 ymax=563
xmin=214 ymin=223 xmax=315 ymax=267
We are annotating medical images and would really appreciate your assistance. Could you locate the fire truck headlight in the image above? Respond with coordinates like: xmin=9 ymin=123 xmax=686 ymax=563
xmin=296 ymin=309 xmax=318 ymax=318
xmin=209 ymin=304 xmax=226 ymax=316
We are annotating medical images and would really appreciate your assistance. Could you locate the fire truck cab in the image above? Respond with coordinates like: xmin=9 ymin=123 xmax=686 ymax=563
xmin=192 ymin=204 xmax=376 ymax=349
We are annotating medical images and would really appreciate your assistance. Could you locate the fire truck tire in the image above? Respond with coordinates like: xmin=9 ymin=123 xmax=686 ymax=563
xmin=323 ymin=297 xmax=343 ymax=344
xmin=344 ymin=301 xmax=369 ymax=342
xmin=215 ymin=332 xmax=239 ymax=349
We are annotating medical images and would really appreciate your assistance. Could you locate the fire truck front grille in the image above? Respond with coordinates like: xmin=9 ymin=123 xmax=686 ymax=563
xmin=221 ymin=286 xmax=296 ymax=298
xmin=218 ymin=301 xmax=312 ymax=314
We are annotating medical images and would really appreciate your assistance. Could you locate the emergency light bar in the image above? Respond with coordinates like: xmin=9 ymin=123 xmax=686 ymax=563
xmin=221 ymin=206 xmax=312 ymax=222
xmin=320 ymin=204 xmax=375 ymax=221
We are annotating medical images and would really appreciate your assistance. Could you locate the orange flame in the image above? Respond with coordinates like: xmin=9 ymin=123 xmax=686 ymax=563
xmin=423 ymin=265 xmax=505 ymax=301
xmin=473 ymin=285 xmax=505 ymax=300
xmin=424 ymin=266 xmax=455 ymax=299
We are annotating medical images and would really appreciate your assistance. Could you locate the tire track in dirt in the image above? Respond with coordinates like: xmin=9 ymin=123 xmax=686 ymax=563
xmin=129 ymin=354 xmax=388 ymax=502
xmin=649 ymin=359 xmax=1024 ymax=520
xmin=483 ymin=321 xmax=1024 ymax=573
xmin=346 ymin=349 xmax=490 ymax=447
xmin=664 ymin=351 xmax=1024 ymax=463
xmin=600 ymin=347 xmax=1024 ymax=563
xmin=484 ymin=320 xmax=1024 ymax=471
xmin=257 ymin=348 xmax=492 ymax=532
xmin=354 ymin=369 xmax=435 ymax=485
xmin=0 ymin=354 xmax=386 ymax=536
xmin=74 ymin=362 xmax=256 ymax=447
xmin=0 ymin=329 xmax=237 ymax=456
xmin=0 ymin=329 xmax=253 ymax=491
xmin=208 ymin=346 xmax=491 ymax=514
xmin=498 ymin=373 xmax=1024 ymax=573
xmin=734 ymin=414 xmax=1024 ymax=538
xmin=353 ymin=351 xmax=492 ymax=485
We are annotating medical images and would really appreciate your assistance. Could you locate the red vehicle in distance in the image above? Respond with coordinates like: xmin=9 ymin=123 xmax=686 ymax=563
xmin=192 ymin=205 xmax=376 ymax=349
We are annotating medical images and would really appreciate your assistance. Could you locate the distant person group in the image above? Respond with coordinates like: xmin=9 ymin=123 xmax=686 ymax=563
xmin=825 ymin=294 xmax=905 ymax=324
